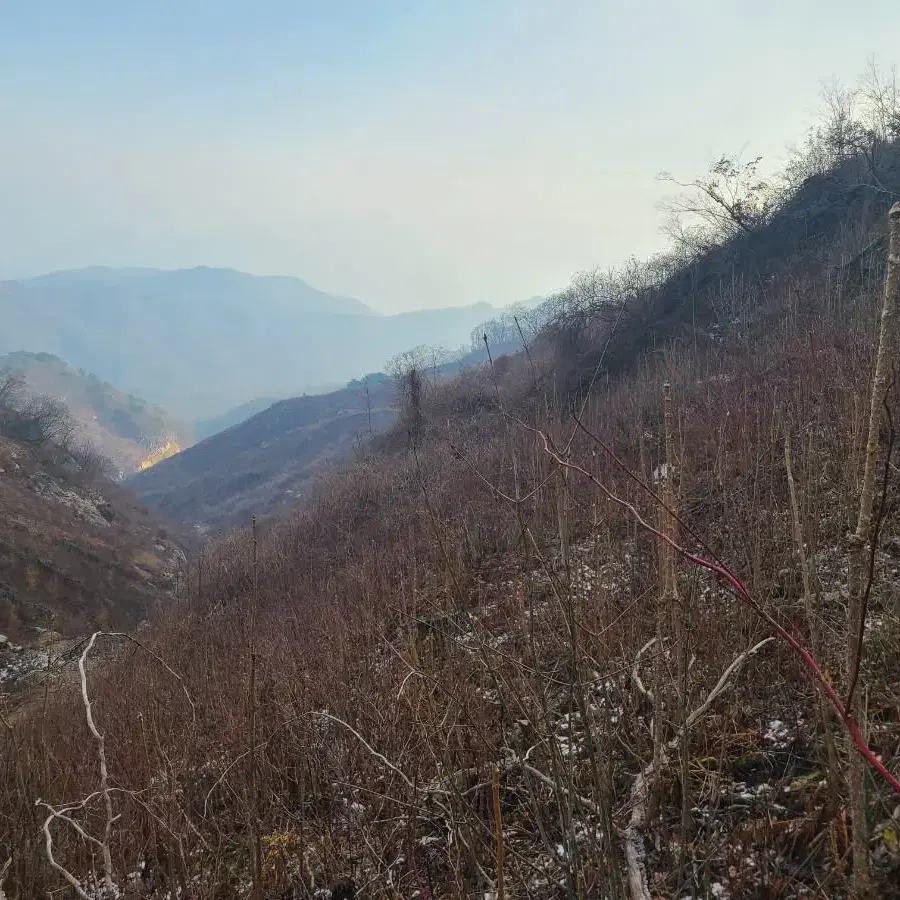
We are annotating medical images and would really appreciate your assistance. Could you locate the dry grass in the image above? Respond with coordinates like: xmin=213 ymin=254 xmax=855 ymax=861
xmin=0 ymin=435 xmax=188 ymax=646
xmin=4 ymin=103 xmax=900 ymax=897
xmin=1 ymin=254 xmax=899 ymax=898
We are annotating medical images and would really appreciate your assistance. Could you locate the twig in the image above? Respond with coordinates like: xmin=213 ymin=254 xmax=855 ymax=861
xmin=36 ymin=791 xmax=113 ymax=900
xmin=625 ymin=636 xmax=774 ymax=900
xmin=38 ymin=630 xmax=192 ymax=895
xmin=100 ymin=630 xmax=196 ymax=723
xmin=846 ymin=366 xmax=896 ymax=707
xmin=0 ymin=856 xmax=11 ymax=900
xmin=78 ymin=632 xmax=117 ymax=897
xmin=531 ymin=421 xmax=900 ymax=795
xmin=682 ymin=637 xmax=773 ymax=732
xmin=40 ymin=810 xmax=92 ymax=900
xmin=311 ymin=711 xmax=415 ymax=791
xmin=492 ymin=764 xmax=506 ymax=900
xmin=631 ymin=638 xmax=657 ymax=704
xmin=517 ymin=760 xmax=601 ymax=816
xmin=201 ymin=716 xmax=304 ymax=817
xmin=624 ymin=761 xmax=653 ymax=900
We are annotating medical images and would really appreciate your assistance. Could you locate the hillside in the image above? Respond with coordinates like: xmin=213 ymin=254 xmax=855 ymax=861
xmin=0 ymin=351 xmax=192 ymax=474
xmin=0 ymin=266 xmax=497 ymax=419
xmin=130 ymin=357 xmax=507 ymax=532
xmin=3 ymin=86 xmax=900 ymax=900
xmin=20 ymin=265 xmax=375 ymax=315
xmin=128 ymin=376 xmax=396 ymax=530
xmin=0 ymin=429 xmax=187 ymax=685
xmin=528 ymin=148 xmax=900 ymax=401
xmin=193 ymin=394 xmax=286 ymax=441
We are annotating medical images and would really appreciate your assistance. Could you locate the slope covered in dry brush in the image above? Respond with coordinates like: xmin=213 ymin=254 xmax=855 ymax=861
xmin=3 ymin=70 xmax=900 ymax=900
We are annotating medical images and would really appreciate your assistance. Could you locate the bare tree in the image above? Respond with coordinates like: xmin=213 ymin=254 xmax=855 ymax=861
xmin=783 ymin=60 xmax=900 ymax=194
xmin=386 ymin=345 xmax=431 ymax=386
xmin=69 ymin=439 xmax=117 ymax=482
xmin=17 ymin=394 xmax=77 ymax=448
xmin=386 ymin=346 xmax=434 ymax=448
xmin=0 ymin=368 xmax=27 ymax=435
xmin=659 ymin=153 xmax=775 ymax=254
xmin=470 ymin=303 xmax=546 ymax=356
xmin=845 ymin=201 xmax=900 ymax=896
xmin=0 ymin=367 xmax=25 ymax=411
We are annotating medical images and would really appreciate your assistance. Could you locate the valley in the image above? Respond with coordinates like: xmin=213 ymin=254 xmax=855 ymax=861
xmin=128 ymin=377 xmax=397 ymax=531
xmin=1 ymin=33 xmax=900 ymax=900
xmin=0 ymin=267 xmax=499 ymax=420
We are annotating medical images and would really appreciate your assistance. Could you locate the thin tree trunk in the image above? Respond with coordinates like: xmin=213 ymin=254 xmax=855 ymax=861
xmin=662 ymin=383 xmax=692 ymax=878
xmin=784 ymin=432 xmax=841 ymax=810
xmin=651 ymin=383 xmax=682 ymax=857
xmin=847 ymin=201 xmax=900 ymax=896
xmin=249 ymin=516 xmax=264 ymax=900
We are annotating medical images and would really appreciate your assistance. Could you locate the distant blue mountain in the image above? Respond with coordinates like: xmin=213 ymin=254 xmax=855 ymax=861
xmin=17 ymin=265 xmax=376 ymax=315
xmin=0 ymin=266 xmax=496 ymax=418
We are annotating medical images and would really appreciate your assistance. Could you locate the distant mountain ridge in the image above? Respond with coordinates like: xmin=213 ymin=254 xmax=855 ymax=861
xmin=0 ymin=351 xmax=192 ymax=473
xmin=129 ymin=377 xmax=397 ymax=530
xmin=0 ymin=266 xmax=496 ymax=419
xmin=18 ymin=266 xmax=377 ymax=315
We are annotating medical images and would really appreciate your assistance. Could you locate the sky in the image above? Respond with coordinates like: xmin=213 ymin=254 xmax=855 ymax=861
xmin=1 ymin=1 xmax=899 ymax=313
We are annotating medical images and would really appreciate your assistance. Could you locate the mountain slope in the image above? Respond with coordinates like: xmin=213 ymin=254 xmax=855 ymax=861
xmin=0 ymin=266 xmax=496 ymax=419
xmin=11 ymin=205 xmax=900 ymax=894
xmin=5 ymin=103 xmax=900 ymax=899
xmin=192 ymin=395 xmax=285 ymax=441
xmin=0 ymin=430 xmax=187 ymax=674
xmin=542 ymin=145 xmax=900 ymax=396
xmin=128 ymin=377 xmax=396 ymax=529
xmin=17 ymin=265 xmax=375 ymax=316
xmin=0 ymin=351 xmax=191 ymax=474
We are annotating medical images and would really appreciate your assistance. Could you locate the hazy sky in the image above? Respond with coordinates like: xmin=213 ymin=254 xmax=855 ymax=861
xmin=1 ymin=2 xmax=898 ymax=313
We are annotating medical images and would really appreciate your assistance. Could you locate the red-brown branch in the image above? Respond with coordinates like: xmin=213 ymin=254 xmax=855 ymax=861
xmin=529 ymin=422 xmax=900 ymax=797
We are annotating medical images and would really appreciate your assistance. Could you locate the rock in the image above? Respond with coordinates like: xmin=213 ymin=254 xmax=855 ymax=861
xmin=28 ymin=472 xmax=111 ymax=528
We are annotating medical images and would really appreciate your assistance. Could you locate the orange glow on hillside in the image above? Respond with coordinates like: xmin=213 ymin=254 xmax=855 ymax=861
xmin=138 ymin=439 xmax=181 ymax=471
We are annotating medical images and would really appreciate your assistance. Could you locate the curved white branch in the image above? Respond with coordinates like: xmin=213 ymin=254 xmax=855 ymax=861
xmin=312 ymin=711 xmax=415 ymax=791
xmin=625 ymin=636 xmax=774 ymax=900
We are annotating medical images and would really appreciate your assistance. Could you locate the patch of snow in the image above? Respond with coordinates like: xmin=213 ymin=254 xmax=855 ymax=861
xmin=0 ymin=642 xmax=50 ymax=684
xmin=763 ymin=719 xmax=792 ymax=749
xmin=653 ymin=462 xmax=674 ymax=484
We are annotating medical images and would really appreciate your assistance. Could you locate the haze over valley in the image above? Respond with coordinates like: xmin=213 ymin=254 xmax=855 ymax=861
xmin=0 ymin=265 xmax=500 ymax=420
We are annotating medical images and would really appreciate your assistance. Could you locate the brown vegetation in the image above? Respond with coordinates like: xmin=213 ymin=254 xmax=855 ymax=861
xmin=3 ymin=67 xmax=900 ymax=900
xmin=0 ymin=351 xmax=192 ymax=476
xmin=0 ymin=431 xmax=188 ymax=651
xmin=129 ymin=380 xmax=397 ymax=532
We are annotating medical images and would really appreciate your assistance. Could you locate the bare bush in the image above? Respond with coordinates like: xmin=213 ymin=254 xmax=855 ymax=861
xmin=68 ymin=439 xmax=117 ymax=482
xmin=0 ymin=367 xmax=25 ymax=411
xmin=659 ymin=153 xmax=776 ymax=254
xmin=3 ymin=64 xmax=900 ymax=900
xmin=4 ymin=393 xmax=76 ymax=448
xmin=784 ymin=59 xmax=900 ymax=193
xmin=469 ymin=302 xmax=549 ymax=357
